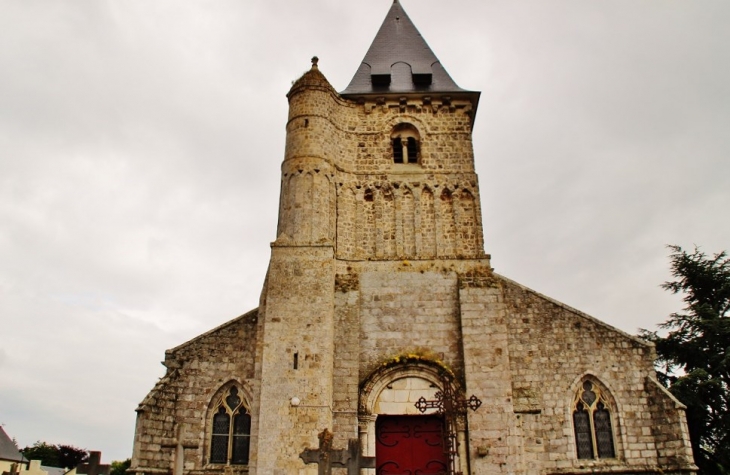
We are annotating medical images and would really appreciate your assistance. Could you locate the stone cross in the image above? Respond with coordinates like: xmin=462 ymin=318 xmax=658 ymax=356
xmin=299 ymin=429 xmax=375 ymax=475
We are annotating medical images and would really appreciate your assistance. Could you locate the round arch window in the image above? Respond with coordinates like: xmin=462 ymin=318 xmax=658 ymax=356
xmin=391 ymin=124 xmax=420 ymax=164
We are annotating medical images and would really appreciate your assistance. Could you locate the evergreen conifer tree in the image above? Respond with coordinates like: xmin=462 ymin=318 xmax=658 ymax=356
xmin=642 ymin=245 xmax=730 ymax=474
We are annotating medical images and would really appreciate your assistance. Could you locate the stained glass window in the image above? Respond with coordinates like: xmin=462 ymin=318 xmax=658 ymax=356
xmin=594 ymin=402 xmax=616 ymax=458
xmin=209 ymin=386 xmax=250 ymax=465
xmin=572 ymin=380 xmax=616 ymax=460
xmin=231 ymin=412 xmax=251 ymax=465
xmin=573 ymin=403 xmax=594 ymax=459
xmin=210 ymin=408 xmax=230 ymax=463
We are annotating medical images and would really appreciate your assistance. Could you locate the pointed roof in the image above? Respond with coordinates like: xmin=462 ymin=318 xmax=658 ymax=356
xmin=341 ymin=0 xmax=473 ymax=97
xmin=0 ymin=427 xmax=27 ymax=463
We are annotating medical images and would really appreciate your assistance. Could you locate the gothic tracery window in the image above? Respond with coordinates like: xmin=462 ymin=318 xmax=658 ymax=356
xmin=210 ymin=386 xmax=251 ymax=465
xmin=573 ymin=380 xmax=616 ymax=459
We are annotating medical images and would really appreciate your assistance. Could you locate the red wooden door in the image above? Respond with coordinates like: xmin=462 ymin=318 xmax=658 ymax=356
xmin=376 ymin=415 xmax=448 ymax=475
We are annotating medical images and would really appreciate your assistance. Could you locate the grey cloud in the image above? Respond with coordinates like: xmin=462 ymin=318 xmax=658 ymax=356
xmin=1 ymin=0 xmax=728 ymax=461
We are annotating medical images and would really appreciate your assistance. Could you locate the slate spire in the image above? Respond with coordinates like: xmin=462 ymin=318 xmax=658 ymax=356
xmin=341 ymin=0 xmax=469 ymax=96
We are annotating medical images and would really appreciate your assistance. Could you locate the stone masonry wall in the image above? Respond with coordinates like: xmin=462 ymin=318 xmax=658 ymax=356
xmin=499 ymin=275 xmax=696 ymax=474
xmin=356 ymin=261 xmax=466 ymax=382
xmin=283 ymin=65 xmax=485 ymax=262
xmin=335 ymin=176 xmax=482 ymax=260
xmin=331 ymin=259 xmax=490 ymax=462
xmin=278 ymin=68 xmax=338 ymax=247
xmin=459 ymin=274 xmax=520 ymax=474
xmin=332 ymin=95 xmax=484 ymax=261
xmin=131 ymin=310 xmax=258 ymax=475
xmin=332 ymin=275 xmax=361 ymax=450
xmin=251 ymin=245 xmax=336 ymax=475
xmin=645 ymin=377 xmax=696 ymax=470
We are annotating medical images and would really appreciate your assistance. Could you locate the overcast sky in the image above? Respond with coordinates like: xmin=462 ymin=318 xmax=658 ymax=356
xmin=1 ymin=0 xmax=728 ymax=463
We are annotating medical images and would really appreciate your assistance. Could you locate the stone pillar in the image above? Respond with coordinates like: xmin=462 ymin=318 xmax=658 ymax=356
xmin=358 ymin=415 xmax=377 ymax=475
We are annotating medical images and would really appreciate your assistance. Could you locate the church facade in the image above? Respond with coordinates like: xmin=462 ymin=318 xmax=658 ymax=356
xmin=130 ymin=2 xmax=697 ymax=474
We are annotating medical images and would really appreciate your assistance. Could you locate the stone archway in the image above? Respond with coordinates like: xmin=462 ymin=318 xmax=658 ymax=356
xmin=358 ymin=361 xmax=469 ymax=474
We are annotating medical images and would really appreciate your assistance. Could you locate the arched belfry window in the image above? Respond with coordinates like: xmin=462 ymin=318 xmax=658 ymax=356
xmin=209 ymin=386 xmax=251 ymax=465
xmin=391 ymin=124 xmax=420 ymax=164
xmin=573 ymin=380 xmax=616 ymax=459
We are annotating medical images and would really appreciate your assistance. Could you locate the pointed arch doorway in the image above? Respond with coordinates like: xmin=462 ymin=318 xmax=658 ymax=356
xmin=376 ymin=414 xmax=448 ymax=475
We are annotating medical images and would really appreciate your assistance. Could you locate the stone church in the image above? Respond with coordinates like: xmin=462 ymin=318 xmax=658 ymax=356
xmin=130 ymin=2 xmax=697 ymax=474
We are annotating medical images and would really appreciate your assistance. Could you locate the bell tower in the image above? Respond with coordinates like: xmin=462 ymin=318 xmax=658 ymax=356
xmin=250 ymin=1 xmax=500 ymax=473
xmin=336 ymin=0 xmax=485 ymax=262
